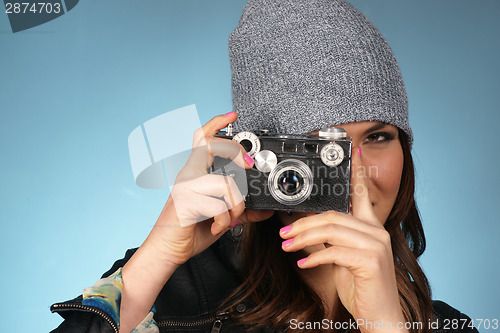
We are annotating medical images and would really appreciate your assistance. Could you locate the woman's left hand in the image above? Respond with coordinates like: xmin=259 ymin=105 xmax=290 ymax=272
xmin=280 ymin=150 xmax=407 ymax=333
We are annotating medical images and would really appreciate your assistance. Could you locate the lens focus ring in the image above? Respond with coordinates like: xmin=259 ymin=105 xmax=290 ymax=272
xmin=268 ymin=159 xmax=313 ymax=206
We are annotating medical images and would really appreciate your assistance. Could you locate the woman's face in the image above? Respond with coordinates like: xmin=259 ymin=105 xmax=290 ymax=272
xmin=278 ymin=121 xmax=404 ymax=226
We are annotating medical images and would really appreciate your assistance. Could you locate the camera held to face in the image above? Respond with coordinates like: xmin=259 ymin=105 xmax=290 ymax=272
xmin=211 ymin=124 xmax=352 ymax=213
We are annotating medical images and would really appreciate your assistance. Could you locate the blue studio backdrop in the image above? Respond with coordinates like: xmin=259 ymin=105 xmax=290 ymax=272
xmin=0 ymin=1 xmax=498 ymax=332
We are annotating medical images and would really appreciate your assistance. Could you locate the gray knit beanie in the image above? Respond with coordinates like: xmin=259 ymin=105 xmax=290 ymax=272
xmin=229 ymin=0 xmax=413 ymax=146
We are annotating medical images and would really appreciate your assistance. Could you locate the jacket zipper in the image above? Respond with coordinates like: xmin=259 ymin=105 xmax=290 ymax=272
xmin=52 ymin=302 xmax=229 ymax=333
xmin=51 ymin=302 xmax=119 ymax=333
xmin=157 ymin=311 xmax=229 ymax=332
xmin=210 ymin=319 xmax=222 ymax=333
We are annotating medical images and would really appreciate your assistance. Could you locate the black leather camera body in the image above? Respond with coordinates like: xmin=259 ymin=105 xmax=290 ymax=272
xmin=212 ymin=125 xmax=352 ymax=213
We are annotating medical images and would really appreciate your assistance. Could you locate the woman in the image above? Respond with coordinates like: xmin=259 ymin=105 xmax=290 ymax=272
xmin=51 ymin=0 xmax=477 ymax=332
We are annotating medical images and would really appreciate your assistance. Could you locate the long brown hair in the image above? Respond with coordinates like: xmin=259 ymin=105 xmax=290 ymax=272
xmin=220 ymin=130 xmax=433 ymax=332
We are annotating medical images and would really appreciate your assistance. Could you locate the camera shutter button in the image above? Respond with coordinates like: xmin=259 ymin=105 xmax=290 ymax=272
xmin=318 ymin=127 xmax=347 ymax=139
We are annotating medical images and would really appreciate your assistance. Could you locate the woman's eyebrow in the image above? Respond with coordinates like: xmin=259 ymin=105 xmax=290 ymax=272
xmin=363 ymin=122 xmax=388 ymax=135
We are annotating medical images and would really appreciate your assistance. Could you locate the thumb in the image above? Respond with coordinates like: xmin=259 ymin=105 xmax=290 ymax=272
xmin=237 ymin=209 xmax=275 ymax=224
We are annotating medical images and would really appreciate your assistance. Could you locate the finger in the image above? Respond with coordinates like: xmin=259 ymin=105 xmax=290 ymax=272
xmin=238 ymin=209 xmax=275 ymax=224
xmin=175 ymin=194 xmax=229 ymax=226
xmin=207 ymin=138 xmax=253 ymax=169
xmin=194 ymin=176 xmax=245 ymax=234
xmin=225 ymin=196 xmax=246 ymax=229
xmin=193 ymin=174 xmax=244 ymax=210
xmin=212 ymin=198 xmax=247 ymax=235
xmin=297 ymin=245 xmax=368 ymax=271
xmin=351 ymin=146 xmax=379 ymax=224
xmin=171 ymin=174 xmax=244 ymax=223
xmin=211 ymin=209 xmax=232 ymax=236
xmin=181 ymin=140 xmax=253 ymax=183
xmin=281 ymin=223 xmax=385 ymax=253
xmin=279 ymin=210 xmax=383 ymax=240
xmin=179 ymin=174 xmax=244 ymax=209
xmin=193 ymin=112 xmax=238 ymax=148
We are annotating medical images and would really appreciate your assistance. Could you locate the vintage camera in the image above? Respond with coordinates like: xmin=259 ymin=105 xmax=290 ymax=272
xmin=211 ymin=124 xmax=352 ymax=213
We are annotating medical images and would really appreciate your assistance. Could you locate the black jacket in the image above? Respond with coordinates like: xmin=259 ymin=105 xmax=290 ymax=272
xmin=50 ymin=229 xmax=478 ymax=333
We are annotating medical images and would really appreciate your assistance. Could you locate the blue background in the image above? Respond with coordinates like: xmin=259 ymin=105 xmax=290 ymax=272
xmin=0 ymin=1 xmax=498 ymax=331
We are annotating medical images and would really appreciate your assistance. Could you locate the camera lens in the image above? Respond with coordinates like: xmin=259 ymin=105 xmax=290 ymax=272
xmin=268 ymin=159 xmax=313 ymax=206
xmin=278 ymin=170 xmax=303 ymax=195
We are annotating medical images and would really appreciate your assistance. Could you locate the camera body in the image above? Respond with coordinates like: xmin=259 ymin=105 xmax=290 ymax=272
xmin=212 ymin=125 xmax=352 ymax=213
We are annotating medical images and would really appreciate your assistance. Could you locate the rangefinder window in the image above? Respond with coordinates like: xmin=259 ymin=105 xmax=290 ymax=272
xmin=283 ymin=142 xmax=297 ymax=153
xmin=304 ymin=143 xmax=318 ymax=153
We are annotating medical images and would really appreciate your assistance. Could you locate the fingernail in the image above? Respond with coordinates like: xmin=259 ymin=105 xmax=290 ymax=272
xmin=244 ymin=153 xmax=254 ymax=166
xmin=224 ymin=111 xmax=235 ymax=116
xmin=282 ymin=238 xmax=294 ymax=248
xmin=358 ymin=147 xmax=362 ymax=157
xmin=280 ymin=225 xmax=292 ymax=236
xmin=297 ymin=258 xmax=307 ymax=266
xmin=231 ymin=218 xmax=239 ymax=228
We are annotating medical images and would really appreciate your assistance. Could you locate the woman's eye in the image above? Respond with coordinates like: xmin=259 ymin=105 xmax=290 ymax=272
xmin=364 ymin=132 xmax=394 ymax=143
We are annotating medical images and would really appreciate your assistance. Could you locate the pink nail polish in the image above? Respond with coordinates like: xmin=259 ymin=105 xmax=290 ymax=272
xmin=280 ymin=225 xmax=292 ymax=236
xmin=358 ymin=147 xmax=362 ymax=157
xmin=224 ymin=111 xmax=235 ymax=116
xmin=282 ymin=238 xmax=294 ymax=247
xmin=231 ymin=218 xmax=239 ymax=228
xmin=244 ymin=153 xmax=254 ymax=166
xmin=297 ymin=258 xmax=307 ymax=266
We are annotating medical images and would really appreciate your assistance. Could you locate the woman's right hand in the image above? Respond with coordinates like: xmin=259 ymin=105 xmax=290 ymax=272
xmin=144 ymin=111 xmax=274 ymax=267
xmin=120 ymin=112 xmax=273 ymax=333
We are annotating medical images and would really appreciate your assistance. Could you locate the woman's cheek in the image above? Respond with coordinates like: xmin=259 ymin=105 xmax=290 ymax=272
xmin=364 ymin=148 xmax=403 ymax=222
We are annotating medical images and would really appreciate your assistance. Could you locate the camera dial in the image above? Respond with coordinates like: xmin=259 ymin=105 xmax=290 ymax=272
xmin=318 ymin=126 xmax=348 ymax=139
xmin=232 ymin=131 xmax=261 ymax=158
xmin=320 ymin=143 xmax=345 ymax=167
xmin=254 ymin=150 xmax=278 ymax=173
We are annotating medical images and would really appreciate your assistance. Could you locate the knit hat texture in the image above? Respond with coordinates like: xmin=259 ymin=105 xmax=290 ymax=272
xmin=229 ymin=0 xmax=413 ymax=145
